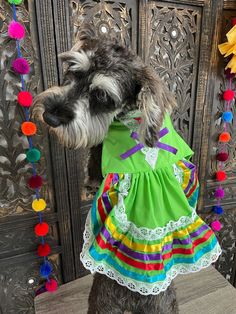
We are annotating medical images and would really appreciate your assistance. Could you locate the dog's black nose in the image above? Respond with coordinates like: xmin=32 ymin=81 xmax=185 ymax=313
xmin=43 ymin=111 xmax=61 ymax=128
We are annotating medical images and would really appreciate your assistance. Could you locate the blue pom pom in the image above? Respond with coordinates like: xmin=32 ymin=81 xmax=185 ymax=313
xmin=212 ymin=205 xmax=224 ymax=215
xmin=222 ymin=111 xmax=233 ymax=123
xmin=40 ymin=261 xmax=52 ymax=278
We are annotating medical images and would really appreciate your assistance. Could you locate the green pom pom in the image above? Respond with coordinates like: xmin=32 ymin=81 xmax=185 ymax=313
xmin=8 ymin=0 xmax=23 ymax=4
xmin=26 ymin=148 xmax=41 ymax=162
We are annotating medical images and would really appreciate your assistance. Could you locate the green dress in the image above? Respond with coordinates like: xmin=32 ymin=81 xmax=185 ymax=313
xmin=80 ymin=111 xmax=221 ymax=295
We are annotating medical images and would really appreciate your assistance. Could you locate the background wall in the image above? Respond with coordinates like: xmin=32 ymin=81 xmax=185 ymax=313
xmin=0 ymin=0 xmax=236 ymax=312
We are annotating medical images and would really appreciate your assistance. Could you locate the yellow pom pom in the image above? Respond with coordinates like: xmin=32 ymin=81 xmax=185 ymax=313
xmin=32 ymin=199 xmax=46 ymax=212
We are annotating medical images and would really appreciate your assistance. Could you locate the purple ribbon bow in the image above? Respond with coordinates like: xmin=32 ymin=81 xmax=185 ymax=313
xmin=120 ymin=127 xmax=178 ymax=160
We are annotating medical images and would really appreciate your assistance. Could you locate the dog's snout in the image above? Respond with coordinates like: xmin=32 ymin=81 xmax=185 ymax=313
xmin=43 ymin=111 xmax=61 ymax=128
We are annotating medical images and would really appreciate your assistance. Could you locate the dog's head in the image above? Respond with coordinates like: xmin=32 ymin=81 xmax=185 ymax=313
xmin=33 ymin=26 xmax=176 ymax=148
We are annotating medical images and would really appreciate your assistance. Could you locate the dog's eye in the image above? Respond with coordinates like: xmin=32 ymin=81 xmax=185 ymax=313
xmin=89 ymin=87 xmax=116 ymax=114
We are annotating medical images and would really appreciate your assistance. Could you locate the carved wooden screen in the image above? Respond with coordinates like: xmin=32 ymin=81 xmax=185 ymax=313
xmin=1 ymin=0 xmax=236 ymax=313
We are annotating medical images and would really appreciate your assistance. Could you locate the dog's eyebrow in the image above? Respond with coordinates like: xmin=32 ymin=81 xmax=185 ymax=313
xmin=90 ymin=74 xmax=121 ymax=102
xmin=58 ymin=50 xmax=91 ymax=72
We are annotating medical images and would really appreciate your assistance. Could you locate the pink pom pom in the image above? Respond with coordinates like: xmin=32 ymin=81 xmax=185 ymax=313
xmin=214 ymin=188 xmax=225 ymax=199
xmin=211 ymin=220 xmax=222 ymax=232
xmin=8 ymin=21 xmax=25 ymax=40
xmin=12 ymin=58 xmax=30 ymax=75
xmin=45 ymin=279 xmax=58 ymax=292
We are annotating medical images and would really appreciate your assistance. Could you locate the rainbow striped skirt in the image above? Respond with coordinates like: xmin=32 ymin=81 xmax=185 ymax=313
xmin=81 ymin=159 xmax=221 ymax=295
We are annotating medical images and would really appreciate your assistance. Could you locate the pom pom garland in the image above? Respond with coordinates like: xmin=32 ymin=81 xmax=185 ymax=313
xmin=222 ymin=111 xmax=233 ymax=123
xmin=40 ymin=261 xmax=53 ymax=278
xmin=26 ymin=148 xmax=41 ymax=162
xmin=223 ymin=89 xmax=235 ymax=101
xmin=8 ymin=1 xmax=57 ymax=293
xmin=28 ymin=175 xmax=43 ymax=189
xmin=18 ymin=91 xmax=33 ymax=107
xmin=216 ymin=171 xmax=227 ymax=181
xmin=212 ymin=206 xmax=224 ymax=215
xmin=12 ymin=58 xmax=30 ymax=74
xmin=211 ymin=220 xmax=222 ymax=232
xmin=215 ymin=20 xmax=236 ymax=236
xmin=34 ymin=222 xmax=49 ymax=237
xmin=8 ymin=21 xmax=25 ymax=40
xmin=232 ymin=18 xmax=236 ymax=26
xmin=216 ymin=152 xmax=229 ymax=162
xmin=219 ymin=132 xmax=231 ymax=143
xmin=8 ymin=0 xmax=23 ymax=4
xmin=45 ymin=279 xmax=58 ymax=292
xmin=214 ymin=188 xmax=225 ymax=199
xmin=38 ymin=243 xmax=51 ymax=257
xmin=32 ymin=198 xmax=46 ymax=212
xmin=21 ymin=121 xmax=37 ymax=136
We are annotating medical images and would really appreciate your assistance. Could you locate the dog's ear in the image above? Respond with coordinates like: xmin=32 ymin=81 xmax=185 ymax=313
xmin=58 ymin=50 xmax=91 ymax=72
xmin=58 ymin=24 xmax=97 ymax=72
xmin=136 ymin=67 xmax=176 ymax=147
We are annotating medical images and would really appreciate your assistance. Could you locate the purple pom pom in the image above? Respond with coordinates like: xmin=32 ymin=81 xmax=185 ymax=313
xmin=214 ymin=188 xmax=225 ymax=199
xmin=8 ymin=21 xmax=25 ymax=40
xmin=12 ymin=58 xmax=30 ymax=75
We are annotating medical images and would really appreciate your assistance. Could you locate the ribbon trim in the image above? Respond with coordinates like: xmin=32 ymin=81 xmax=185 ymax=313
xmin=120 ymin=127 xmax=178 ymax=160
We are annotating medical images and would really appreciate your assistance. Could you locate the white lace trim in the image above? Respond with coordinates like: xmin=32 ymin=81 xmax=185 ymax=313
xmin=80 ymin=212 xmax=222 ymax=295
xmin=118 ymin=113 xmax=159 ymax=169
xmin=113 ymin=173 xmax=198 ymax=240
xmin=172 ymin=163 xmax=184 ymax=184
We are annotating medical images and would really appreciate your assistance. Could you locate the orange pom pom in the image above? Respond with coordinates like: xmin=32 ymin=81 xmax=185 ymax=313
xmin=21 ymin=122 xmax=37 ymax=136
xmin=219 ymin=132 xmax=231 ymax=143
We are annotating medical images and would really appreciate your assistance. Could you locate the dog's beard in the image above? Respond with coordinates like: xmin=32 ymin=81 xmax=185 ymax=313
xmin=33 ymin=91 xmax=120 ymax=149
xmin=55 ymin=99 xmax=119 ymax=148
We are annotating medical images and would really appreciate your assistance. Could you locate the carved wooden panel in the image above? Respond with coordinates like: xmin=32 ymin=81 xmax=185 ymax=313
xmin=0 ymin=254 xmax=62 ymax=314
xmin=199 ymin=4 xmax=236 ymax=286
xmin=71 ymin=0 xmax=137 ymax=52
xmin=147 ymin=2 xmax=201 ymax=144
xmin=0 ymin=1 xmax=63 ymax=313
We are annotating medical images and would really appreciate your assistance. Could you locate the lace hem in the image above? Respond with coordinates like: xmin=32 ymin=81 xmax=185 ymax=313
xmin=113 ymin=173 xmax=198 ymax=240
xmin=80 ymin=212 xmax=222 ymax=296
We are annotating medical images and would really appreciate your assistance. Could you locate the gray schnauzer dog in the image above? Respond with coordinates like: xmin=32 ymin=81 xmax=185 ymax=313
xmin=33 ymin=27 xmax=178 ymax=314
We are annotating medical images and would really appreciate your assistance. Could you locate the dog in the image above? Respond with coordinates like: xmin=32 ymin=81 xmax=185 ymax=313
xmin=33 ymin=27 xmax=179 ymax=314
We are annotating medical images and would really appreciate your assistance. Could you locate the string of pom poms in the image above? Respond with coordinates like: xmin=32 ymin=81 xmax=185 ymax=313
xmin=212 ymin=19 xmax=236 ymax=232
xmin=7 ymin=0 xmax=58 ymax=292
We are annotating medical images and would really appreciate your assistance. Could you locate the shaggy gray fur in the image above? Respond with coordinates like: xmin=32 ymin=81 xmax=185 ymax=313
xmin=88 ymin=273 xmax=178 ymax=314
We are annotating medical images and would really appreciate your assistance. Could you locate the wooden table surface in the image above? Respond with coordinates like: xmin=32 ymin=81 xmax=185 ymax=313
xmin=35 ymin=266 xmax=236 ymax=314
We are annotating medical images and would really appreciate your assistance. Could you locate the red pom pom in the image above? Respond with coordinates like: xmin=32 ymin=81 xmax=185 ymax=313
xmin=34 ymin=222 xmax=49 ymax=237
xmin=232 ymin=18 xmax=236 ymax=26
xmin=223 ymin=89 xmax=235 ymax=101
xmin=37 ymin=243 xmax=51 ymax=257
xmin=28 ymin=175 xmax=43 ymax=189
xmin=18 ymin=91 xmax=33 ymax=107
xmin=216 ymin=152 xmax=229 ymax=162
xmin=216 ymin=171 xmax=227 ymax=181
xmin=45 ymin=279 xmax=58 ymax=292
xmin=8 ymin=21 xmax=25 ymax=40
xmin=219 ymin=132 xmax=231 ymax=143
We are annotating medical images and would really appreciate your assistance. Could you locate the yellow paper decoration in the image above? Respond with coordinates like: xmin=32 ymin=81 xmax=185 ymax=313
xmin=32 ymin=199 xmax=47 ymax=212
xmin=218 ymin=25 xmax=236 ymax=73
